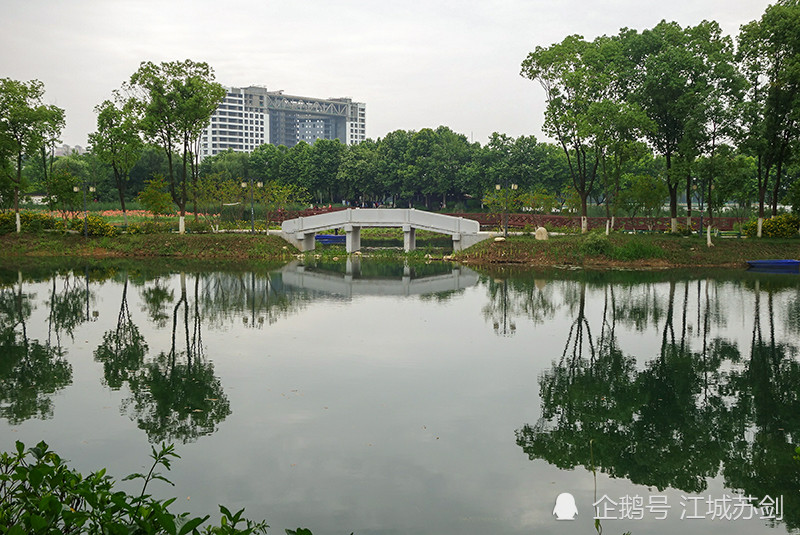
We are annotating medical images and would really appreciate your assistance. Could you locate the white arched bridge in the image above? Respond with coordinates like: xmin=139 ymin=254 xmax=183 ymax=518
xmin=280 ymin=208 xmax=492 ymax=253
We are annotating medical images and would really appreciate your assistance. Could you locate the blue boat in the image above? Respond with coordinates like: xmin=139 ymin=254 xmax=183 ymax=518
xmin=746 ymin=259 xmax=800 ymax=273
xmin=315 ymin=234 xmax=346 ymax=245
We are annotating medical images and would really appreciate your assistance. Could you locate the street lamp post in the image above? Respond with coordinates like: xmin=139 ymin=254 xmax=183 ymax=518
xmin=495 ymin=182 xmax=518 ymax=238
xmin=73 ymin=183 xmax=96 ymax=238
xmin=241 ymin=178 xmax=264 ymax=234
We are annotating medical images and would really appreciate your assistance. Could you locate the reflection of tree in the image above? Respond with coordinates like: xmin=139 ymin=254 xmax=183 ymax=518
xmin=517 ymin=280 xmax=734 ymax=494
xmin=94 ymin=273 xmax=148 ymax=389
xmin=517 ymin=280 xmax=640 ymax=479
xmin=126 ymin=273 xmax=230 ymax=444
xmin=139 ymin=279 xmax=174 ymax=328
xmin=724 ymin=281 xmax=800 ymax=530
xmin=0 ymin=277 xmax=72 ymax=424
xmin=198 ymin=271 xmax=310 ymax=328
xmin=46 ymin=270 xmax=94 ymax=344
xmin=481 ymin=275 xmax=559 ymax=336
xmin=483 ymin=278 xmax=516 ymax=336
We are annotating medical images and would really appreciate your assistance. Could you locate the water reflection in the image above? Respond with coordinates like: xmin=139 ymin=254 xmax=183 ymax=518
xmin=0 ymin=273 xmax=72 ymax=424
xmin=283 ymin=259 xmax=478 ymax=298
xmin=122 ymin=272 xmax=231 ymax=444
xmin=2 ymin=261 xmax=800 ymax=533
xmin=509 ymin=273 xmax=800 ymax=530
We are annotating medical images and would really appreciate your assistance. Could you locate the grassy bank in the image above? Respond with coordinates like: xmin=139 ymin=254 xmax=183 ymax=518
xmin=453 ymin=232 xmax=799 ymax=268
xmin=0 ymin=232 xmax=297 ymax=261
xmin=0 ymin=230 xmax=797 ymax=268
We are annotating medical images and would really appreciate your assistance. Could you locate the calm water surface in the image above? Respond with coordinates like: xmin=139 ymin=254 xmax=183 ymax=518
xmin=1 ymin=259 xmax=799 ymax=535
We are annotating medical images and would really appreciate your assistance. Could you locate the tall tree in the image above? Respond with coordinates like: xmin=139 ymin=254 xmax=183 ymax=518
xmin=307 ymin=138 xmax=345 ymax=203
xmin=126 ymin=60 xmax=225 ymax=233
xmin=89 ymin=92 xmax=143 ymax=226
xmin=377 ymin=129 xmax=412 ymax=206
xmin=622 ymin=21 xmax=739 ymax=233
xmin=522 ymin=35 xmax=616 ymax=232
xmin=0 ymin=78 xmax=64 ymax=232
xmin=737 ymin=0 xmax=800 ymax=236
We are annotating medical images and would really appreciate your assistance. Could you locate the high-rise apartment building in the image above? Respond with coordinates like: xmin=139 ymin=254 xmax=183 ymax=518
xmin=200 ymin=86 xmax=366 ymax=159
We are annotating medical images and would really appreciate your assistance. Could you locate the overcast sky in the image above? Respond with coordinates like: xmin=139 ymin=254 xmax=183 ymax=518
xmin=1 ymin=0 xmax=774 ymax=148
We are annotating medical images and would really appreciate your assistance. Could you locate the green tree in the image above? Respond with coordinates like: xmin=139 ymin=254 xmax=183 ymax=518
xmin=249 ymin=143 xmax=284 ymax=185
xmin=44 ymin=169 xmax=81 ymax=221
xmin=126 ymin=60 xmax=225 ymax=234
xmin=137 ymin=176 xmax=174 ymax=220
xmin=620 ymin=173 xmax=669 ymax=229
xmin=522 ymin=35 xmax=614 ymax=232
xmin=737 ymin=0 xmax=800 ymax=236
xmin=307 ymin=138 xmax=345 ymax=203
xmin=623 ymin=21 xmax=739 ymax=233
xmin=377 ymin=129 xmax=412 ymax=206
xmin=256 ymin=181 xmax=309 ymax=229
xmin=336 ymin=139 xmax=379 ymax=205
xmin=403 ymin=128 xmax=438 ymax=208
xmin=128 ymin=144 xmax=170 ymax=199
xmin=193 ymin=173 xmax=241 ymax=231
xmin=278 ymin=141 xmax=311 ymax=193
xmin=89 ymin=93 xmax=143 ymax=226
xmin=0 ymin=78 xmax=64 ymax=232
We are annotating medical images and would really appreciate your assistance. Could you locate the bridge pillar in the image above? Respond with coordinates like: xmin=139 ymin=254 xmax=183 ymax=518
xmin=345 ymin=225 xmax=361 ymax=253
xmin=300 ymin=233 xmax=315 ymax=252
xmin=452 ymin=233 xmax=463 ymax=252
xmin=403 ymin=225 xmax=416 ymax=252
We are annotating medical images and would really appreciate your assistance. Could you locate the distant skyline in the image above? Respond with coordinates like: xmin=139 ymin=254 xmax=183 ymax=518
xmin=2 ymin=0 xmax=774 ymax=148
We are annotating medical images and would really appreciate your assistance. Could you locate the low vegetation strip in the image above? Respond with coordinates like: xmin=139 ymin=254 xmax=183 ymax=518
xmin=0 ymin=231 xmax=796 ymax=268
xmin=452 ymin=233 xmax=800 ymax=268
xmin=0 ymin=233 xmax=297 ymax=261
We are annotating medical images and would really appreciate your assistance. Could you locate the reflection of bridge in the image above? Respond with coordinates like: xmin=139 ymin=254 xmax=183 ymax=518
xmin=280 ymin=208 xmax=491 ymax=252
xmin=280 ymin=260 xmax=479 ymax=297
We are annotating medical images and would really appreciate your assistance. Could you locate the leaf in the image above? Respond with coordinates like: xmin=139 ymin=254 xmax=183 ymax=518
xmin=177 ymin=515 xmax=208 ymax=535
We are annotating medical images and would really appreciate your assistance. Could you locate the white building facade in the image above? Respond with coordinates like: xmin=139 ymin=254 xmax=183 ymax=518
xmin=200 ymin=86 xmax=365 ymax=159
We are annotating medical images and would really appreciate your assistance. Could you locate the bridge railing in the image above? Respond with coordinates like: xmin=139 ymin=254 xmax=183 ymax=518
xmin=281 ymin=208 xmax=480 ymax=235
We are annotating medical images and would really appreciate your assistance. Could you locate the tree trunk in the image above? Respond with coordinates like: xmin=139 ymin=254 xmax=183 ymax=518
xmin=685 ymin=173 xmax=692 ymax=232
xmin=580 ymin=193 xmax=589 ymax=234
xmin=14 ymin=187 xmax=21 ymax=233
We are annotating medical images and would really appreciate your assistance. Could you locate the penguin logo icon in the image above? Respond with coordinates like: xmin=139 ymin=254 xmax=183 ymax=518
xmin=553 ymin=492 xmax=578 ymax=520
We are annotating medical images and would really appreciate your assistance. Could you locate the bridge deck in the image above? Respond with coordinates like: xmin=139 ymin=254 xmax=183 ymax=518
xmin=280 ymin=208 xmax=490 ymax=252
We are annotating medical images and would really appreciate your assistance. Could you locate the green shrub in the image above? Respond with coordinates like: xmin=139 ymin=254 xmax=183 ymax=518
xmin=742 ymin=213 xmax=800 ymax=238
xmin=68 ymin=215 xmax=118 ymax=237
xmin=581 ymin=231 xmax=612 ymax=256
xmin=186 ymin=220 xmax=212 ymax=234
xmin=0 ymin=211 xmax=63 ymax=234
xmin=0 ymin=441 xmax=269 ymax=535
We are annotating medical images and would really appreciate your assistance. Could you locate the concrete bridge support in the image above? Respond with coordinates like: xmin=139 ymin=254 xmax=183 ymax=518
xmin=345 ymin=225 xmax=361 ymax=253
xmin=403 ymin=225 xmax=416 ymax=252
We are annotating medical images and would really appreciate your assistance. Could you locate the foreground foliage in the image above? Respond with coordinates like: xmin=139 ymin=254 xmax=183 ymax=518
xmin=0 ymin=441 xmax=269 ymax=534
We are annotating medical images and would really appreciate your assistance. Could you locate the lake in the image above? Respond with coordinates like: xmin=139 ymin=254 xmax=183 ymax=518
xmin=1 ymin=259 xmax=799 ymax=535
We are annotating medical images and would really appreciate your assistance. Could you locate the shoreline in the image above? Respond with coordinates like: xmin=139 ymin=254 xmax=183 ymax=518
xmin=0 ymin=232 xmax=797 ymax=269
